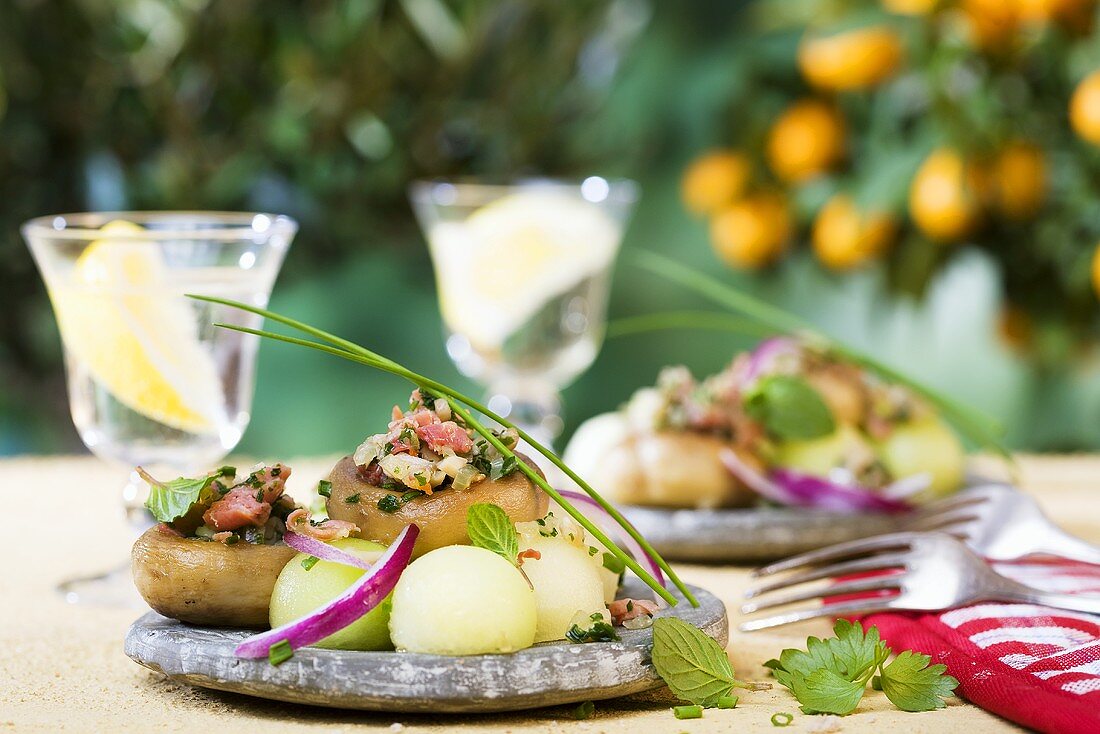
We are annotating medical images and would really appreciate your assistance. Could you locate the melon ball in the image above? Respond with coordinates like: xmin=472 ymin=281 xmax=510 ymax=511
xmin=269 ymin=538 xmax=392 ymax=651
xmin=389 ymin=545 xmax=536 ymax=655
xmin=520 ymin=534 xmax=608 ymax=643
xmin=876 ymin=417 xmax=964 ymax=501
xmin=773 ymin=423 xmax=870 ymax=477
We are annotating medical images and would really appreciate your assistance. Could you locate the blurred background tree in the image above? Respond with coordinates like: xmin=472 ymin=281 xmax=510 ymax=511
xmin=2 ymin=0 xmax=1099 ymax=457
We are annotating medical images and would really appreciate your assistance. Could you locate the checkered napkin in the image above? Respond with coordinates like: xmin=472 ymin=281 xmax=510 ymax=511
xmin=863 ymin=560 xmax=1100 ymax=734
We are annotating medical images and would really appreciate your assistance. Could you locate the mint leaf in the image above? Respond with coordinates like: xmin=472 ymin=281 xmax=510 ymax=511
xmin=743 ymin=375 xmax=835 ymax=440
xmin=651 ymin=617 xmax=736 ymax=707
xmin=466 ymin=503 xmax=519 ymax=563
xmin=879 ymin=651 xmax=959 ymax=712
xmin=142 ymin=466 xmax=234 ymax=524
xmin=787 ymin=668 xmax=867 ymax=715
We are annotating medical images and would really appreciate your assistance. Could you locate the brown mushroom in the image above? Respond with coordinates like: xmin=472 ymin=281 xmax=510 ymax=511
xmin=325 ymin=454 xmax=549 ymax=557
xmin=131 ymin=525 xmax=295 ymax=628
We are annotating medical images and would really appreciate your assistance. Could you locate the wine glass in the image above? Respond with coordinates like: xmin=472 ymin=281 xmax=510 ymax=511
xmin=23 ymin=211 xmax=295 ymax=605
xmin=409 ymin=178 xmax=638 ymax=449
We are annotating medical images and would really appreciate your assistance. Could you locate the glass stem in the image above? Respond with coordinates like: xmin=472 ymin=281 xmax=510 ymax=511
xmin=486 ymin=377 xmax=564 ymax=452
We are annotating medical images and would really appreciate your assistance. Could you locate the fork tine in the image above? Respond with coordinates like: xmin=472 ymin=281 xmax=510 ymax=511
xmin=752 ymin=533 xmax=916 ymax=578
xmin=740 ymin=576 xmax=902 ymax=614
xmin=905 ymin=508 xmax=981 ymax=532
xmin=739 ymin=599 xmax=897 ymax=632
xmin=909 ymin=493 xmax=989 ymax=520
xmin=745 ymin=552 xmax=909 ymax=598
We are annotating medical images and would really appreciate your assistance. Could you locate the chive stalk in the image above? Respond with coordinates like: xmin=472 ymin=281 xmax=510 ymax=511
xmin=190 ymin=295 xmax=691 ymax=607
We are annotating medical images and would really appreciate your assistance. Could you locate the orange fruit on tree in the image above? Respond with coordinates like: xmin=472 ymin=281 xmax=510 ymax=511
xmin=812 ymin=194 xmax=897 ymax=270
xmin=1014 ymin=0 xmax=1095 ymax=29
xmin=882 ymin=0 xmax=940 ymax=15
xmin=798 ymin=26 xmax=904 ymax=91
xmin=681 ymin=150 xmax=752 ymax=216
xmin=1092 ymin=242 xmax=1100 ymax=299
xmin=990 ymin=141 xmax=1047 ymax=220
xmin=908 ymin=148 xmax=986 ymax=242
xmin=960 ymin=0 xmax=1019 ymax=50
xmin=1070 ymin=71 xmax=1100 ymax=146
xmin=709 ymin=193 xmax=792 ymax=269
xmin=765 ymin=99 xmax=846 ymax=183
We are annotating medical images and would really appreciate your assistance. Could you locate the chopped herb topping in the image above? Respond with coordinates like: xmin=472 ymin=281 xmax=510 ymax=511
xmin=301 ymin=556 xmax=319 ymax=571
xmin=673 ymin=705 xmax=703 ymax=720
xmin=316 ymin=480 xmax=332 ymax=498
xmin=268 ymin=640 xmax=294 ymax=666
xmin=566 ymin=613 xmax=620 ymax=644
xmin=572 ymin=701 xmax=595 ymax=720
xmin=344 ymin=493 xmax=361 ymax=504
xmin=377 ymin=495 xmax=401 ymax=513
xmin=717 ymin=695 xmax=739 ymax=709
xmin=771 ymin=712 xmax=793 ymax=727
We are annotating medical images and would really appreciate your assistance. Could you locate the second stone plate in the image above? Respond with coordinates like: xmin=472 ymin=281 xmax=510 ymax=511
xmin=124 ymin=579 xmax=725 ymax=713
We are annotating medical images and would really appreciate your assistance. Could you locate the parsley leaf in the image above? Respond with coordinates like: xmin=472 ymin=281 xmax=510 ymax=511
xmin=786 ymin=669 xmax=867 ymax=715
xmin=466 ymin=503 xmax=519 ymax=563
xmin=141 ymin=466 xmax=234 ymax=524
xmin=651 ymin=617 xmax=738 ymax=707
xmin=879 ymin=651 xmax=959 ymax=712
xmin=742 ymin=375 xmax=835 ymax=440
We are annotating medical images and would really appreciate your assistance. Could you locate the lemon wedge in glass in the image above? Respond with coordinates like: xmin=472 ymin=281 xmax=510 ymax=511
xmin=49 ymin=220 xmax=225 ymax=434
xmin=427 ymin=190 xmax=621 ymax=351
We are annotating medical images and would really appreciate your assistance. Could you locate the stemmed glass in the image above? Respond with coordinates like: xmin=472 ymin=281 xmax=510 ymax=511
xmin=23 ymin=211 xmax=295 ymax=605
xmin=409 ymin=178 xmax=638 ymax=449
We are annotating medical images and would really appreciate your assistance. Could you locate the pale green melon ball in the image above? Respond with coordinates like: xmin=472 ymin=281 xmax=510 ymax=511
xmin=389 ymin=545 xmax=536 ymax=655
xmin=521 ymin=534 xmax=607 ymax=643
xmin=876 ymin=417 xmax=965 ymax=501
xmin=269 ymin=538 xmax=393 ymax=651
xmin=772 ymin=424 xmax=870 ymax=477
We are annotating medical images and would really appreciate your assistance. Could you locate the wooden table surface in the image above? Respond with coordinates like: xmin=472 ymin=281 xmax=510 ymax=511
xmin=4 ymin=454 xmax=1095 ymax=733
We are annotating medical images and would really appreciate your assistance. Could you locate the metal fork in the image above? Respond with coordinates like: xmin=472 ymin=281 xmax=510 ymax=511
xmin=901 ymin=483 xmax=1100 ymax=564
xmin=740 ymin=531 xmax=1100 ymax=632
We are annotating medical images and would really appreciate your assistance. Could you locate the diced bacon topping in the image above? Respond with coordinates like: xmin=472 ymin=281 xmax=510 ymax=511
xmin=212 ymin=531 xmax=235 ymax=544
xmin=203 ymin=487 xmax=272 ymax=531
xmin=247 ymin=463 xmax=291 ymax=504
xmin=608 ymin=598 xmax=660 ymax=625
xmin=286 ymin=509 xmax=359 ymax=541
xmin=417 ymin=420 xmax=474 ymax=454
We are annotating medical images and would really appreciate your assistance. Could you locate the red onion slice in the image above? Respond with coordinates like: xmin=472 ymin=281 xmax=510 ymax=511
xmin=556 ymin=490 xmax=665 ymax=587
xmin=283 ymin=529 xmax=377 ymax=571
xmin=742 ymin=337 xmax=799 ymax=385
xmin=235 ymin=524 xmax=419 ymax=659
xmin=721 ymin=449 xmax=912 ymax=514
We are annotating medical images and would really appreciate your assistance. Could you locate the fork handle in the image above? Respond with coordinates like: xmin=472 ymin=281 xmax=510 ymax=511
xmin=999 ymin=587 xmax=1100 ymax=615
xmin=1032 ymin=527 xmax=1100 ymax=566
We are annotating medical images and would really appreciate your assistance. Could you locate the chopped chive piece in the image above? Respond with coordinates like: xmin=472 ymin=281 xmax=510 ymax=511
xmin=572 ymin=701 xmax=595 ymax=720
xmin=344 ymin=493 xmax=361 ymax=504
xmin=268 ymin=640 xmax=293 ymax=666
xmin=400 ymin=490 xmax=421 ymax=503
xmin=301 ymin=556 xmax=319 ymax=571
xmin=377 ymin=494 xmax=401 ymax=513
xmin=602 ymin=552 xmax=626 ymax=574
xmin=215 ymin=465 xmax=236 ymax=477
xmin=771 ymin=712 xmax=793 ymax=727
xmin=673 ymin=705 xmax=703 ymax=719
xmin=716 ymin=695 xmax=738 ymax=709
xmin=317 ymin=480 xmax=332 ymax=498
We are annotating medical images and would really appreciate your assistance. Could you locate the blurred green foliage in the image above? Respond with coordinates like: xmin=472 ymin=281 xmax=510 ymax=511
xmin=3 ymin=0 xmax=1100 ymax=458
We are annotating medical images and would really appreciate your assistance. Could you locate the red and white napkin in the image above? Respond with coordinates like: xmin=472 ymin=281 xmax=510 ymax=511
xmin=864 ymin=560 xmax=1100 ymax=734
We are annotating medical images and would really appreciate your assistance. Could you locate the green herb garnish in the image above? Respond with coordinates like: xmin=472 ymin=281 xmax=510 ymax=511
xmin=317 ymin=480 xmax=332 ymax=498
xmin=743 ymin=375 xmax=835 ymax=440
xmin=268 ymin=639 xmax=293 ymax=666
xmin=717 ymin=695 xmax=738 ymax=709
xmin=673 ymin=704 xmax=703 ymax=720
xmin=344 ymin=493 xmax=360 ymax=504
xmin=651 ymin=618 xmax=761 ymax=707
xmin=566 ymin=613 xmax=620 ymax=643
xmin=192 ymin=294 xmax=689 ymax=608
xmin=301 ymin=556 xmax=319 ymax=571
xmin=767 ymin=620 xmax=958 ymax=715
xmin=771 ymin=712 xmax=793 ymax=727
xmin=466 ymin=503 xmax=519 ymax=563
xmin=572 ymin=701 xmax=595 ymax=720
xmin=377 ymin=495 xmax=401 ymax=513
xmin=140 ymin=466 xmax=235 ymax=524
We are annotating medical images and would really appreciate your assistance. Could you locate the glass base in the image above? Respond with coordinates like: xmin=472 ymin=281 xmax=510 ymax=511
xmin=57 ymin=560 xmax=147 ymax=609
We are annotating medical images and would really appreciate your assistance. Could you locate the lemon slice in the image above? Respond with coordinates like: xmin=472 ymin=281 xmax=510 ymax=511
xmin=49 ymin=221 xmax=225 ymax=434
xmin=428 ymin=190 xmax=621 ymax=350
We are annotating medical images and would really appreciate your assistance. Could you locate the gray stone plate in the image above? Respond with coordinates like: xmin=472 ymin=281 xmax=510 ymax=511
xmin=124 ymin=579 xmax=725 ymax=713
xmin=621 ymin=505 xmax=902 ymax=563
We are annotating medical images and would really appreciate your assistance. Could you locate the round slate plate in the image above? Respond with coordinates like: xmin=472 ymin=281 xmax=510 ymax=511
xmin=621 ymin=505 xmax=902 ymax=562
xmin=124 ymin=579 xmax=725 ymax=713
